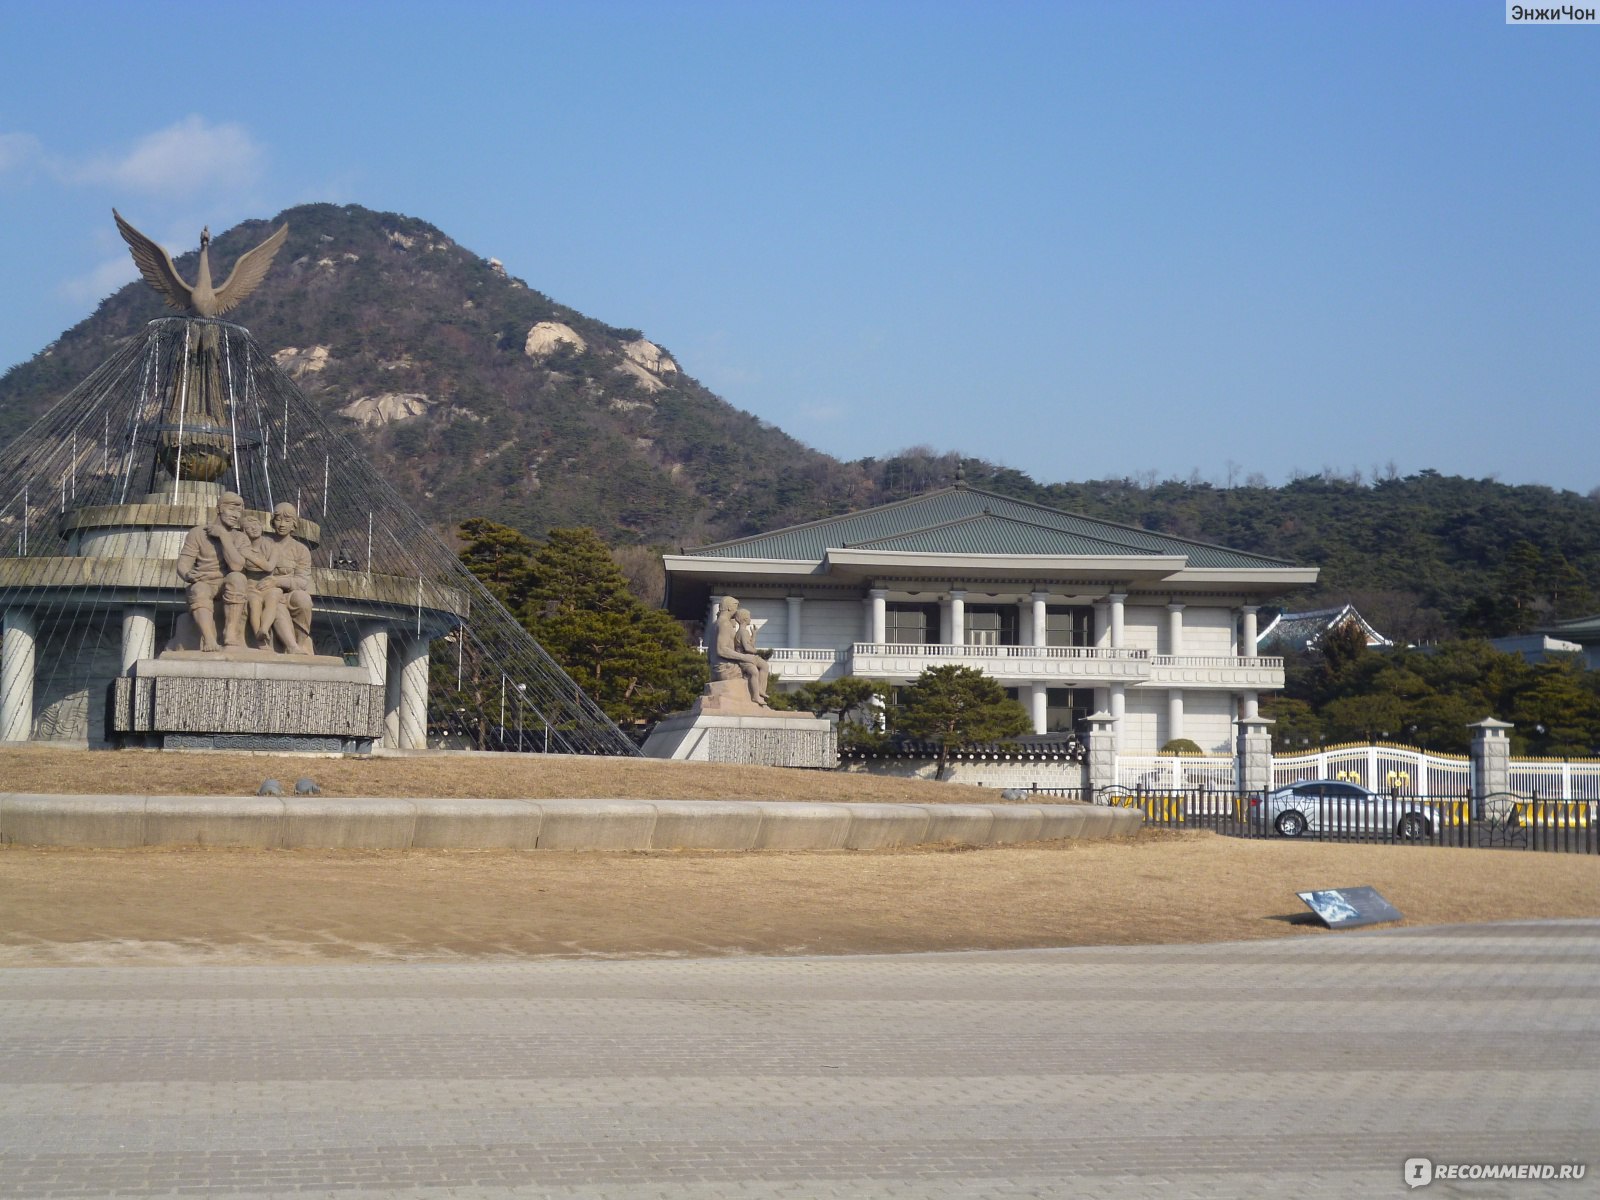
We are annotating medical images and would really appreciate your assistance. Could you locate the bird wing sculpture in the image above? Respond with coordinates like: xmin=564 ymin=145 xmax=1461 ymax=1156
xmin=112 ymin=209 xmax=289 ymax=317
xmin=113 ymin=209 xmax=193 ymax=313
xmin=210 ymin=221 xmax=289 ymax=316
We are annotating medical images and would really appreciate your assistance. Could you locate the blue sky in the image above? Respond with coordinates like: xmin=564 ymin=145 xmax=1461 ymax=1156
xmin=3 ymin=1 xmax=1596 ymax=493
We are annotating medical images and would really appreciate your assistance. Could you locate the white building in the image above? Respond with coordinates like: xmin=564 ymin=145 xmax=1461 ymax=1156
xmin=663 ymin=481 xmax=1317 ymax=754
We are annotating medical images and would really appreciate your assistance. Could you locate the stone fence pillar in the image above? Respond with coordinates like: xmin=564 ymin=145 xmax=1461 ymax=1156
xmin=1082 ymin=711 xmax=1118 ymax=800
xmin=1468 ymin=717 xmax=1513 ymax=818
xmin=1236 ymin=716 xmax=1275 ymax=793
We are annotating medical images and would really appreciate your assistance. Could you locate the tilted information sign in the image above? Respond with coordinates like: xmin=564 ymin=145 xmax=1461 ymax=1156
xmin=1296 ymin=886 xmax=1403 ymax=929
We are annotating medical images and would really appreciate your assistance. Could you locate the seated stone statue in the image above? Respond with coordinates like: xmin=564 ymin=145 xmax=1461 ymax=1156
xmin=710 ymin=594 xmax=770 ymax=708
xmin=174 ymin=492 xmax=249 ymax=652
xmin=263 ymin=502 xmax=316 ymax=655
xmin=735 ymin=608 xmax=771 ymax=704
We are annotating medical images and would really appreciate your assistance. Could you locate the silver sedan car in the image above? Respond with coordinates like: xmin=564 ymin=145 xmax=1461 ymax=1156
xmin=1259 ymin=779 xmax=1442 ymax=840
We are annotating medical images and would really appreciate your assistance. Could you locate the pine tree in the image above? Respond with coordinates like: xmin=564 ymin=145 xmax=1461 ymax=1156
xmin=457 ymin=518 xmax=539 ymax=614
xmin=896 ymin=665 xmax=1031 ymax=780
xmin=523 ymin=528 xmax=707 ymax=728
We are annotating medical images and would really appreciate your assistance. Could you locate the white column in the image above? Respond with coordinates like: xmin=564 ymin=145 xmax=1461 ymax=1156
xmin=1 ymin=608 xmax=37 ymax=743
xmin=1242 ymin=690 xmax=1259 ymax=720
xmin=1166 ymin=602 xmax=1185 ymax=656
xmin=1094 ymin=601 xmax=1110 ymax=648
xmin=358 ymin=625 xmax=389 ymax=687
xmin=1109 ymin=683 xmax=1126 ymax=732
xmin=1107 ymin=593 xmax=1126 ymax=649
xmin=869 ymin=588 xmax=887 ymax=644
xmin=1240 ymin=605 xmax=1259 ymax=658
xmin=1167 ymin=689 xmax=1184 ymax=744
xmin=706 ymin=595 xmax=723 ymax=647
xmin=397 ymin=635 xmax=431 ymax=750
xmin=1031 ymin=591 xmax=1048 ymax=648
xmin=120 ymin=605 xmax=156 ymax=673
xmin=948 ymin=589 xmax=966 ymax=646
xmin=383 ymin=641 xmax=403 ymax=748
xmin=786 ymin=596 xmax=803 ymax=648
xmin=1017 ymin=599 xmax=1033 ymax=648
xmin=1030 ymin=682 xmax=1048 ymax=734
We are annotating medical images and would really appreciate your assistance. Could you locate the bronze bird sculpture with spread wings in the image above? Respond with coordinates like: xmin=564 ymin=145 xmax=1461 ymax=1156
xmin=113 ymin=209 xmax=289 ymax=318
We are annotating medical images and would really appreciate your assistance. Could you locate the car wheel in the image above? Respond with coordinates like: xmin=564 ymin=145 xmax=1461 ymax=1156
xmin=1397 ymin=813 xmax=1430 ymax=840
xmin=1274 ymin=811 xmax=1307 ymax=837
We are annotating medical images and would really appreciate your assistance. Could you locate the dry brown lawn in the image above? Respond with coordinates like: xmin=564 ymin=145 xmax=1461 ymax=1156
xmin=0 ymin=745 xmax=1005 ymax=804
xmin=4 ymin=746 xmax=1596 ymax=968
xmin=3 ymin=831 xmax=1596 ymax=967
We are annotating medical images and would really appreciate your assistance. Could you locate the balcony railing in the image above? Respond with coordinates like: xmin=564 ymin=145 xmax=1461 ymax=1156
xmin=1152 ymin=655 xmax=1283 ymax=670
xmin=1149 ymin=653 xmax=1285 ymax=687
xmin=849 ymin=642 xmax=1153 ymax=683
xmin=853 ymin=642 xmax=1149 ymax=660
xmin=750 ymin=645 xmax=1286 ymax=688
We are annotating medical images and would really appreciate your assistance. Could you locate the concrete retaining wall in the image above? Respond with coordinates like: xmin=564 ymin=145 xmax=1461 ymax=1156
xmin=0 ymin=794 xmax=1142 ymax=850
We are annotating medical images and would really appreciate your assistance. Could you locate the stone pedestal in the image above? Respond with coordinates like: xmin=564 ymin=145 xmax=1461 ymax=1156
xmin=111 ymin=652 xmax=384 ymax=752
xmin=1236 ymin=715 xmax=1275 ymax=793
xmin=644 ymin=683 xmax=836 ymax=768
xmin=1082 ymin=711 xmax=1117 ymax=798
xmin=1468 ymin=716 xmax=1514 ymax=819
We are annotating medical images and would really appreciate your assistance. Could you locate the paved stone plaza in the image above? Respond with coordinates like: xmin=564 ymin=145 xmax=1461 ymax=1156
xmin=1 ymin=921 xmax=1596 ymax=1199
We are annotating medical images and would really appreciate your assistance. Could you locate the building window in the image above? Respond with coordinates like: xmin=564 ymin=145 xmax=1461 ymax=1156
xmin=965 ymin=606 xmax=1017 ymax=646
xmin=1045 ymin=606 xmax=1094 ymax=648
xmin=1046 ymin=687 xmax=1093 ymax=732
xmin=885 ymin=603 xmax=940 ymax=645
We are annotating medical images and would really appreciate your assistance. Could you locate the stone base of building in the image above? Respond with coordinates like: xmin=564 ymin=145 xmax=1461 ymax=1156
xmin=642 ymin=710 xmax=837 ymax=768
xmin=110 ymin=656 xmax=383 ymax=751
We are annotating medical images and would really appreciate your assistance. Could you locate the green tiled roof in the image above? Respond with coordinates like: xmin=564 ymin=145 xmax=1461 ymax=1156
xmin=850 ymin=513 xmax=1164 ymax=557
xmin=688 ymin=486 xmax=1296 ymax=569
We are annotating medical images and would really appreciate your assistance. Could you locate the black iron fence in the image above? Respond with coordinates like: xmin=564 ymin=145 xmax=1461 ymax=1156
xmin=1063 ymin=785 xmax=1599 ymax=856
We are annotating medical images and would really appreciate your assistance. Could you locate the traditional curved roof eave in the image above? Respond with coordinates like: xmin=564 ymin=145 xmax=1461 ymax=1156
xmin=1257 ymin=602 xmax=1392 ymax=650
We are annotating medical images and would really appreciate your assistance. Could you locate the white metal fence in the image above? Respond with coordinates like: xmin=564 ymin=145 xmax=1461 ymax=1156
xmin=1114 ymin=741 xmax=1600 ymax=799
xmin=1114 ymin=755 xmax=1239 ymax=791
xmin=1270 ymin=743 xmax=1472 ymax=796
xmin=1509 ymin=759 xmax=1600 ymax=800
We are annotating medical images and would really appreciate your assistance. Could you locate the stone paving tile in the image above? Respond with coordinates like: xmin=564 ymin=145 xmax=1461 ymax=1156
xmin=0 ymin=922 xmax=1596 ymax=1199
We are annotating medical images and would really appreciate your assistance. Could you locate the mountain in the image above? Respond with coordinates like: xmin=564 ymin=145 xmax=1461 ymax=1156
xmin=0 ymin=203 xmax=875 ymax=547
xmin=3 ymin=203 xmax=1597 ymax=638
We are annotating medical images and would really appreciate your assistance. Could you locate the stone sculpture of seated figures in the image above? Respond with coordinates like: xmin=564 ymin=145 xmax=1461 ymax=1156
xmin=171 ymin=496 xmax=317 ymax=655
xmin=711 ymin=594 xmax=770 ymax=708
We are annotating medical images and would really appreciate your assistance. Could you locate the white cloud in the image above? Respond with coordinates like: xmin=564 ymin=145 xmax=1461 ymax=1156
xmin=56 ymin=254 xmax=139 ymax=305
xmin=72 ymin=115 xmax=265 ymax=199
